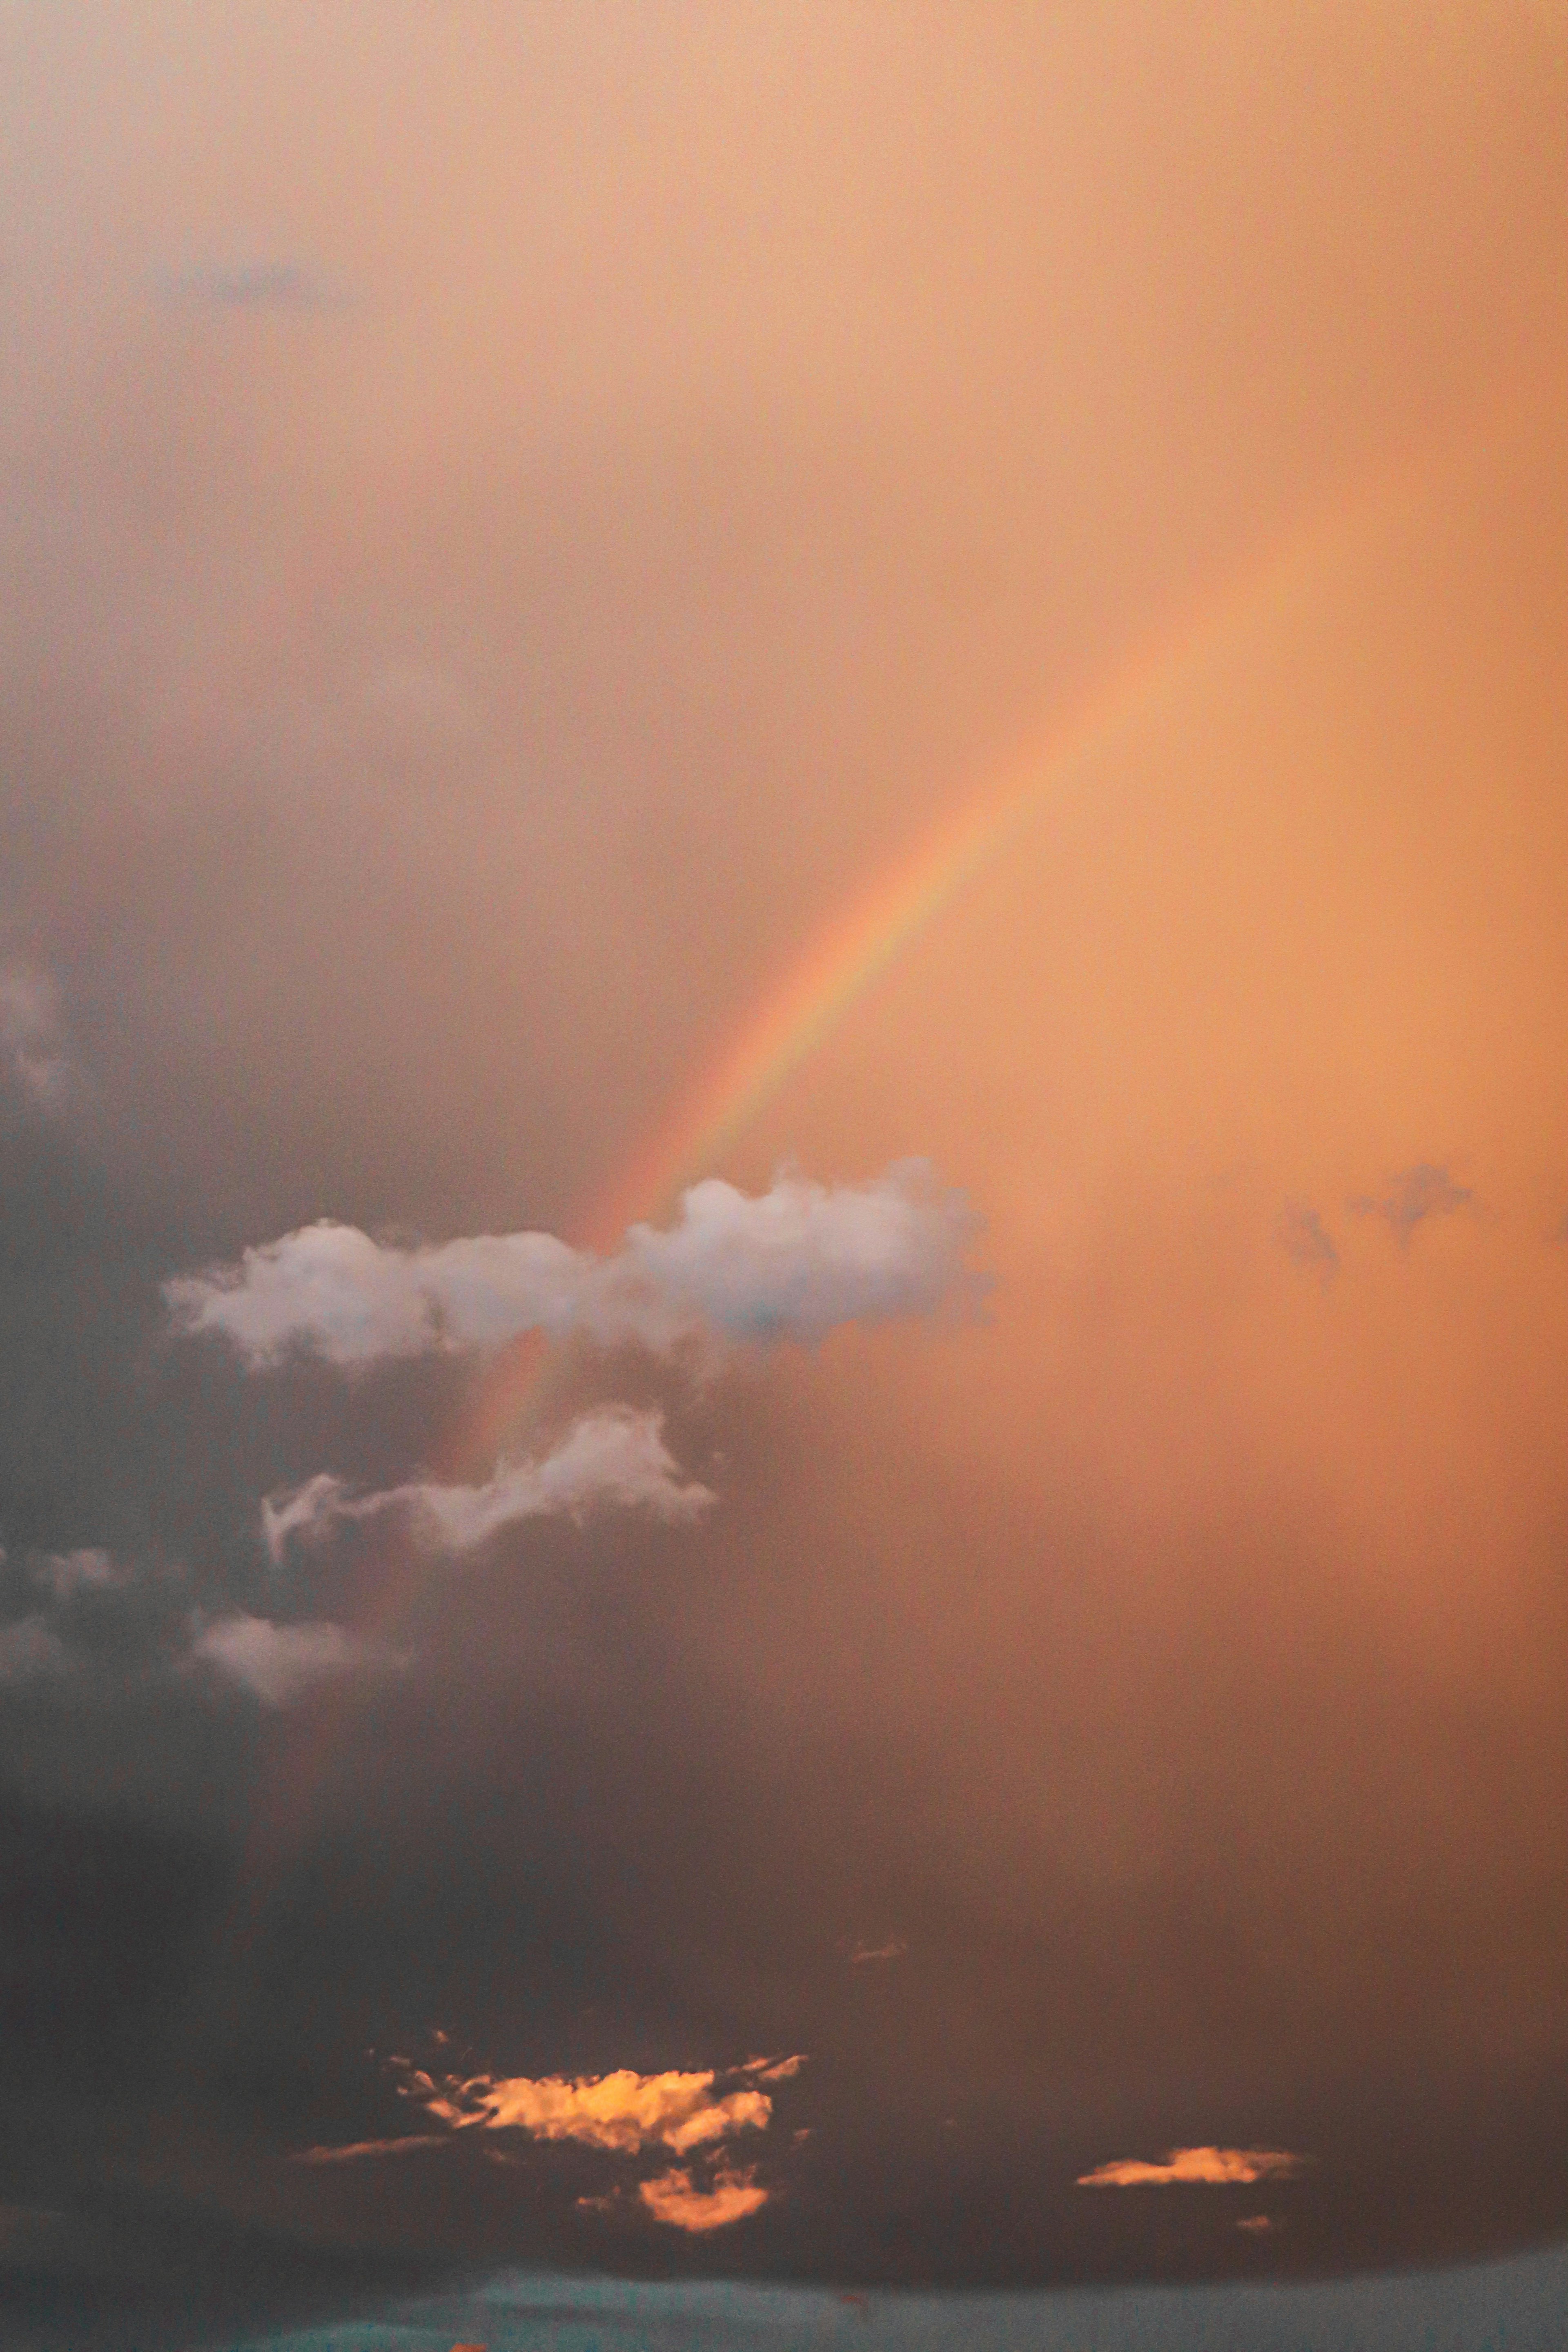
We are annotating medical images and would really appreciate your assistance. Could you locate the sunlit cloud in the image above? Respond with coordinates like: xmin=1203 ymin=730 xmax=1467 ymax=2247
xmin=289 ymin=2135 xmax=449 ymax=2165
xmin=165 ymin=1163 xmax=981 ymax=1369
xmin=1076 ymin=2146 xmax=1306 ymax=2187
xmin=1349 ymin=1163 xmax=1475 ymax=1245
xmin=187 ymin=1613 xmax=409 ymax=1707
xmin=636 ymin=2163 xmax=771 ymax=2232
xmin=848 ymin=1937 xmax=907 ymax=1965
xmin=262 ymin=1408 xmax=713 ymax=1564
xmin=388 ymin=2054 xmax=799 ymax=2156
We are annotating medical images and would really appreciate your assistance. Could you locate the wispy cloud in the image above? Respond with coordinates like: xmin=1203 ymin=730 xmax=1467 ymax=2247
xmin=165 ymin=1163 xmax=982 ymax=1369
xmin=1076 ymin=2146 xmax=1306 ymax=2187
xmin=0 ymin=965 xmax=71 ymax=1111
xmin=156 ymin=258 xmax=344 ymax=312
xmin=187 ymin=1614 xmax=409 ymax=1708
xmin=289 ymin=2135 xmax=448 ymax=2166
xmin=0 ymin=1614 xmax=68 ymax=1684
xmin=1276 ymin=1201 xmax=1339 ymax=1282
xmin=262 ymin=1408 xmax=713 ymax=1564
xmin=848 ymin=1937 xmax=907 ymax=1965
xmin=1348 ymin=1163 xmax=1475 ymax=1245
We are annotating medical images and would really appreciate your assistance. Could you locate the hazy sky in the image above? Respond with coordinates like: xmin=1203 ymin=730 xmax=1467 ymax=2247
xmin=0 ymin=5 xmax=1564 ymax=2346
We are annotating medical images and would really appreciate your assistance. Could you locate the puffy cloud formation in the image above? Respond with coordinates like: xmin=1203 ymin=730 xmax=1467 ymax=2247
xmin=294 ymin=2054 xmax=800 ymax=2231
xmin=392 ymin=2056 xmax=795 ymax=2156
xmin=1076 ymin=2147 xmax=1306 ymax=2187
xmin=262 ymin=1408 xmax=713 ymax=1564
xmin=636 ymin=2164 xmax=771 ymax=2232
xmin=187 ymin=1614 xmax=408 ymax=1708
xmin=1349 ymin=1164 xmax=1475 ymax=1245
xmin=165 ymin=1164 xmax=980 ymax=1368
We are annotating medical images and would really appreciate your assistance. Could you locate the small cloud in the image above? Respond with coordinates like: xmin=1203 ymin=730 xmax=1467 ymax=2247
xmin=1076 ymin=2146 xmax=1306 ymax=2187
xmin=1348 ymin=1164 xmax=1474 ymax=1245
xmin=157 ymin=257 xmax=343 ymax=311
xmin=187 ymin=1613 xmax=408 ymax=1708
xmin=30 ymin=1548 xmax=125 ymax=1601
xmin=263 ymin=1408 xmax=713 ymax=1564
xmin=289 ymin=2135 xmax=449 ymax=2165
xmin=0 ymin=1614 xmax=68 ymax=1684
xmin=1276 ymin=1202 xmax=1338 ymax=1282
xmin=0 ymin=964 xmax=71 ymax=1111
xmin=1237 ymin=2214 xmax=1281 ymax=2234
xmin=636 ymin=2163 xmax=771 ymax=2233
xmin=741 ymin=2054 xmax=806 ymax=2082
xmin=848 ymin=1936 xmax=907 ymax=1966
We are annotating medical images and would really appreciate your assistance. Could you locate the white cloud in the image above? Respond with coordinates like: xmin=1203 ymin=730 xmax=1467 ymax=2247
xmin=263 ymin=1408 xmax=712 ymax=1564
xmin=165 ymin=1163 xmax=980 ymax=1369
xmin=1076 ymin=2145 xmax=1306 ymax=2187
xmin=187 ymin=1613 xmax=408 ymax=1707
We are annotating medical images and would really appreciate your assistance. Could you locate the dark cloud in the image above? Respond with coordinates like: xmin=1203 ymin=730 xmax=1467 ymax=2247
xmin=1276 ymin=1202 xmax=1339 ymax=1281
xmin=154 ymin=258 xmax=343 ymax=312
xmin=1348 ymin=1165 xmax=1477 ymax=1245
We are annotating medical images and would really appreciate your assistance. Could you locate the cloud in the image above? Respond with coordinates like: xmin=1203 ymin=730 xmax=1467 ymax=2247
xmin=0 ymin=1613 xmax=68 ymax=1684
xmin=1276 ymin=1202 xmax=1339 ymax=1281
xmin=848 ymin=1937 xmax=907 ymax=1965
xmin=186 ymin=1613 xmax=409 ymax=1707
xmin=390 ymin=2056 xmax=793 ymax=2156
xmin=1076 ymin=2146 xmax=1306 ymax=2187
xmin=1348 ymin=1164 xmax=1475 ymax=1245
xmin=289 ymin=2136 xmax=449 ymax=2166
xmin=0 ymin=965 xmax=71 ymax=1111
xmin=156 ymin=258 xmax=343 ymax=311
xmin=165 ymin=1163 xmax=981 ymax=1369
xmin=636 ymin=2164 xmax=771 ymax=2232
xmin=262 ymin=1408 xmax=713 ymax=1564
xmin=30 ymin=1549 xmax=126 ymax=1601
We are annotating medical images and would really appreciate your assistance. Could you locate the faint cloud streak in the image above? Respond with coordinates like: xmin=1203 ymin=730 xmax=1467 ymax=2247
xmin=1076 ymin=2146 xmax=1306 ymax=2187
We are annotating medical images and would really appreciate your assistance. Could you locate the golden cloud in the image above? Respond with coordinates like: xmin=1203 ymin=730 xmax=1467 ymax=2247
xmin=636 ymin=2163 xmax=771 ymax=2232
xmin=1076 ymin=2146 xmax=1305 ymax=2187
xmin=392 ymin=2052 xmax=804 ymax=2156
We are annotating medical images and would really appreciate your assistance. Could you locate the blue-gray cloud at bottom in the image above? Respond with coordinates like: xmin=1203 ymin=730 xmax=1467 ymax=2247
xmin=222 ymin=2242 xmax=1568 ymax=2352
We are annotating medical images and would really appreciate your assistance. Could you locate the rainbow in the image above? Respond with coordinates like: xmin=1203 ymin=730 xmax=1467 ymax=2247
xmin=220 ymin=386 xmax=1513 ymax=1929
xmin=457 ymin=519 xmax=1310 ymax=1467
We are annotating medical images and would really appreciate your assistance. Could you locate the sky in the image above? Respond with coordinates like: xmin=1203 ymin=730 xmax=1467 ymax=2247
xmin=0 ymin=4 xmax=1565 ymax=2346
